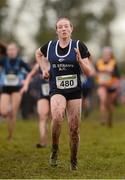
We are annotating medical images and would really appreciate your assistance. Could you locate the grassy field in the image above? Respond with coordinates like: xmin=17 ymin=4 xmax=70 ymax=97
xmin=0 ymin=106 xmax=125 ymax=179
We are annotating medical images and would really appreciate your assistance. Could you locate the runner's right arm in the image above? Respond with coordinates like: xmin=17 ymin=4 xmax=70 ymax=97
xmin=35 ymin=43 xmax=50 ymax=79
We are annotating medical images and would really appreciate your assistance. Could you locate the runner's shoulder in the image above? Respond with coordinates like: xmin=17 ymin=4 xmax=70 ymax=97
xmin=77 ymin=40 xmax=90 ymax=58
xmin=39 ymin=40 xmax=55 ymax=57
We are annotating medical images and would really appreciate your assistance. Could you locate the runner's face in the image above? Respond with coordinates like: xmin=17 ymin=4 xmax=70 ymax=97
xmin=7 ymin=44 xmax=18 ymax=58
xmin=103 ymin=48 xmax=112 ymax=62
xmin=56 ymin=19 xmax=73 ymax=40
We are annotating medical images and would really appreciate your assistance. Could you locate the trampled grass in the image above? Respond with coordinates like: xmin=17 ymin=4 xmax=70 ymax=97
xmin=0 ymin=106 xmax=125 ymax=179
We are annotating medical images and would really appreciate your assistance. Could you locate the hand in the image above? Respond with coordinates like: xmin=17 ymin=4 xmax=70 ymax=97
xmin=35 ymin=49 xmax=43 ymax=64
xmin=74 ymin=48 xmax=82 ymax=63
xmin=20 ymin=85 xmax=28 ymax=95
xmin=42 ymin=70 xmax=49 ymax=79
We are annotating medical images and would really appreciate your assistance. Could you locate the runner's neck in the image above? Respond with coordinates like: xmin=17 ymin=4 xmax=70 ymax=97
xmin=58 ymin=38 xmax=71 ymax=48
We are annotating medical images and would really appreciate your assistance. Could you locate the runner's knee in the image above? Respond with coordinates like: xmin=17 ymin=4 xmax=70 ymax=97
xmin=52 ymin=107 xmax=65 ymax=121
xmin=0 ymin=106 xmax=8 ymax=116
xmin=69 ymin=118 xmax=79 ymax=138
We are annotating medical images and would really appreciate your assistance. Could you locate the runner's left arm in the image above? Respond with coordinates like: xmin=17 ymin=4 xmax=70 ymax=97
xmin=75 ymin=41 xmax=95 ymax=76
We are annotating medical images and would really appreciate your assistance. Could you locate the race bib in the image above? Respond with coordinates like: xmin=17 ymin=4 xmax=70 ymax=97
xmin=41 ymin=83 xmax=49 ymax=96
xmin=56 ymin=74 xmax=77 ymax=89
xmin=4 ymin=74 xmax=19 ymax=86
xmin=98 ymin=73 xmax=111 ymax=83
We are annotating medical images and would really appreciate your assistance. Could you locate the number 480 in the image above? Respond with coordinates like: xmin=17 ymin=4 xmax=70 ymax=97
xmin=60 ymin=80 xmax=74 ymax=87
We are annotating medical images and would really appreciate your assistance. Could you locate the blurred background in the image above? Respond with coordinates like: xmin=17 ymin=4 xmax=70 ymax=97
xmin=0 ymin=0 xmax=125 ymax=65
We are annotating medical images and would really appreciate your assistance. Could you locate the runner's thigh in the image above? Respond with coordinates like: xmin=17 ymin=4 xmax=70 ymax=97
xmin=66 ymin=99 xmax=82 ymax=123
xmin=11 ymin=92 xmax=22 ymax=112
xmin=0 ymin=94 xmax=10 ymax=114
xmin=37 ymin=99 xmax=50 ymax=116
xmin=50 ymin=94 xmax=66 ymax=119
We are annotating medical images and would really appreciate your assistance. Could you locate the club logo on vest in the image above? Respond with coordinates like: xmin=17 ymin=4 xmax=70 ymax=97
xmin=58 ymin=58 xmax=65 ymax=62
